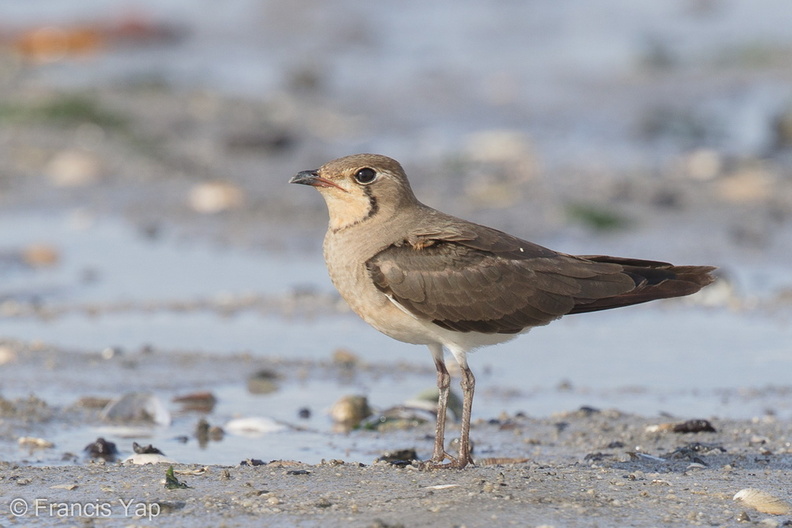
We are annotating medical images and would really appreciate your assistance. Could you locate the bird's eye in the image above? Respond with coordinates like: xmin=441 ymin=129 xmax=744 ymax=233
xmin=354 ymin=168 xmax=377 ymax=184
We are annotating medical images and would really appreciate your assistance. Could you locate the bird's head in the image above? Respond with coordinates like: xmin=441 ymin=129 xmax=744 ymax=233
xmin=290 ymin=153 xmax=418 ymax=231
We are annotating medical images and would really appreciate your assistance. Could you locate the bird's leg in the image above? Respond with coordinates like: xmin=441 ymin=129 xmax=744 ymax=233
xmin=425 ymin=343 xmax=455 ymax=465
xmin=455 ymin=364 xmax=476 ymax=468
xmin=432 ymin=358 xmax=452 ymax=464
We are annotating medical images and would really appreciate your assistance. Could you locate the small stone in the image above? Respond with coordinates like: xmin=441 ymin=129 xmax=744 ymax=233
xmin=464 ymin=129 xmax=534 ymax=167
xmin=101 ymin=347 xmax=123 ymax=360
xmin=678 ymin=148 xmax=722 ymax=180
xmin=50 ymin=483 xmax=78 ymax=490
xmin=376 ymin=449 xmax=418 ymax=465
xmin=647 ymin=419 xmax=716 ymax=434
xmin=132 ymin=442 xmax=164 ymax=455
xmin=46 ymin=149 xmax=102 ymax=187
xmin=83 ymin=437 xmax=119 ymax=460
xmin=332 ymin=348 xmax=360 ymax=368
xmin=0 ymin=346 xmax=16 ymax=366
xmin=330 ymin=395 xmax=371 ymax=432
xmin=22 ymin=244 xmax=60 ymax=268
xmin=246 ymin=369 xmax=280 ymax=395
xmin=188 ymin=182 xmax=244 ymax=213
xmin=173 ymin=391 xmax=217 ymax=413
xmin=716 ymin=167 xmax=775 ymax=204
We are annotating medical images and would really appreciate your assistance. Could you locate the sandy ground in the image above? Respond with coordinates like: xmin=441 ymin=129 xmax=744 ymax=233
xmin=2 ymin=409 xmax=792 ymax=527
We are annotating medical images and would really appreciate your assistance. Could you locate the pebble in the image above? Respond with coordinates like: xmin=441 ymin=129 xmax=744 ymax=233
xmin=645 ymin=419 xmax=716 ymax=434
xmin=463 ymin=129 xmax=534 ymax=166
xmin=45 ymin=149 xmax=102 ymax=187
xmin=0 ymin=346 xmax=17 ymax=365
xmin=83 ymin=437 xmax=119 ymax=459
xmin=330 ymin=395 xmax=372 ymax=432
xmin=716 ymin=167 xmax=776 ymax=204
xmin=677 ymin=148 xmax=722 ymax=181
xmin=22 ymin=244 xmax=60 ymax=268
xmin=188 ymin=181 xmax=244 ymax=213
xmin=332 ymin=348 xmax=360 ymax=368
xmin=246 ymin=369 xmax=280 ymax=394
xmin=173 ymin=391 xmax=217 ymax=413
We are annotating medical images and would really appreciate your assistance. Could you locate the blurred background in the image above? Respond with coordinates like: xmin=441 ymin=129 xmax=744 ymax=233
xmin=1 ymin=0 xmax=791 ymax=465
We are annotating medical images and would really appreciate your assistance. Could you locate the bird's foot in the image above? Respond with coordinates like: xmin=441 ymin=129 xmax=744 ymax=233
xmin=418 ymin=452 xmax=474 ymax=470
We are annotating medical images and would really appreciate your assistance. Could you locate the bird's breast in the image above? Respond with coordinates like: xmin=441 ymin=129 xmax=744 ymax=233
xmin=322 ymin=229 xmax=437 ymax=345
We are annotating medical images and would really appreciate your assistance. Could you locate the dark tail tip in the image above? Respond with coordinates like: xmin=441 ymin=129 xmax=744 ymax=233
xmin=570 ymin=258 xmax=717 ymax=314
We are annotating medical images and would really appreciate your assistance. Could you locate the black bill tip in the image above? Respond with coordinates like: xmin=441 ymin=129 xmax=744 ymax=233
xmin=289 ymin=170 xmax=320 ymax=185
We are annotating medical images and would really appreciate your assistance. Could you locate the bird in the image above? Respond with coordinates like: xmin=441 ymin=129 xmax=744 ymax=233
xmin=290 ymin=153 xmax=716 ymax=469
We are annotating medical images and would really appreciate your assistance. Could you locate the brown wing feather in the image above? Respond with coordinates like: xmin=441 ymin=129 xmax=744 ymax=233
xmin=367 ymin=220 xmax=715 ymax=334
xmin=567 ymin=256 xmax=716 ymax=313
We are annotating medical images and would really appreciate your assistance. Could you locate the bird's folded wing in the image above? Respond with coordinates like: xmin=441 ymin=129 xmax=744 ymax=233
xmin=366 ymin=231 xmax=638 ymax=334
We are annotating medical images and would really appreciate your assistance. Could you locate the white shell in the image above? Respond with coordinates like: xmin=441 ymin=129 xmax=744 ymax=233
xmin=123 ymin=453 xmax=177 ymax=465
xmin=224 ymin=417 xmax=288 ymax=436
xmin=101 ymin=392 xmax=171 ymax=426
xmin=733 ymin=488 xmax=792 ymax=515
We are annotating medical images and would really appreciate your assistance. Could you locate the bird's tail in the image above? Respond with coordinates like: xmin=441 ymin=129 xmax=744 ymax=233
xmin=568 ymin=256 xmax=716 ymax=314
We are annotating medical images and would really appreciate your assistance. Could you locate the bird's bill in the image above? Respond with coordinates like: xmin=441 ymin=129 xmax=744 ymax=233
xmin=289 ymin=170 xmax=345 ymax=191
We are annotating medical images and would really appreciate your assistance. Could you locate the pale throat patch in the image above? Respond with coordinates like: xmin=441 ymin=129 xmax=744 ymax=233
xmin=324 ymin=190 xmax=375 ymax=231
